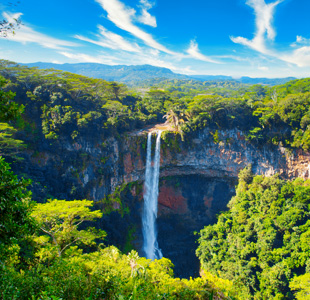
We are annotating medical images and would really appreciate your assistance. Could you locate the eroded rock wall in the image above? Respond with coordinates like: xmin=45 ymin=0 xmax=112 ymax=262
xmin=13 ymin=128 xmax=310 ymax=203
xmin=122 ymin=128 xmax=310 ymax=186
xmin=9 ymin=127 xmax=310 ymax=277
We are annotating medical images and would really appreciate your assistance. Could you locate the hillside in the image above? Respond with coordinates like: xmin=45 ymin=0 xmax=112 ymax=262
xmin=25 ymin=62 xmax=188 ymax=83
xmin=191 ymin=75 xmax=296 ymax=85
xmin=24 ymin=62 xmax=295 ymax=86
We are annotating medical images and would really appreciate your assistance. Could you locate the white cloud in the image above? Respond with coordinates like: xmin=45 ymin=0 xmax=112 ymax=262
xmin=139 ymin=0 xmax=154 ymax=10
xmin=137 ymin=0 xmax=157 ymax=27
xmin=95 ymin=0 xmax=175 ymax=54
xmin=280 ymin=47 xmax=310 ymax=67
xmin=137 ymin=9 xmax=157 ymax=27
xmin=75 ymin=25 xmax=141 ymax=53
xmin=215 ymin=55 xmax=251 ymax=62
xmin=231 ymin=0 xmax=310 ymax=68
xmin=59 ymin=51 xmax=120 ymax=64
xmin=296 ymin=36 xmax=304 ymax=43
xmin=231 ymin=0 xmax=283 ymax=54
xmin=291 ymin=35 xmax=310 ymax=47
xmin=3 ymin=12 xmax=78 ymax=50
xmin=258 ymin=66 xmax=269 ymax=71
xmin=186 ymin=40 xmax=220 ymax=64
xmin=58 ymin=47 xmax=192 ymax=74
xmin=92 ymin=0 xmax=220 ymax=65
xmin=149 ymin=49 xmax=160 ymax=56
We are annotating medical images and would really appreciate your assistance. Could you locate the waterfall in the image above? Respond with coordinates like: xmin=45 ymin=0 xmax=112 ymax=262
xmin=142 ymin=131 xmax=163 ymax=260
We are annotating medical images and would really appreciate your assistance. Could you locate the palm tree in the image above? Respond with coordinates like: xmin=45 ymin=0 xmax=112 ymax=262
xmin=163 ymin=109 xmax=190 ymax=141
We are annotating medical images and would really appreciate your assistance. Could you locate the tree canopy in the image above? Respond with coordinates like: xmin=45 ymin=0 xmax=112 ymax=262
xmin=1 ymin=60 xmax=310 ymax=153
xmin=197 ymin=167 xmax=310 ymax=299
xmin=0 ymin=156 xmax=35 ymax=259
xmin=32 ymin=199 xmax=105 ymax=259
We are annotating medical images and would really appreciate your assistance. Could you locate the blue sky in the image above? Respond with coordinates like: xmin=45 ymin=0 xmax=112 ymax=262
xmin=1 ymin=0 xmax=310 ymax=78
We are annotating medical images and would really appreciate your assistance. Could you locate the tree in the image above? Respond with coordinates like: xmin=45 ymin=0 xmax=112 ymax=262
xmin=0 ymin=76 xmax=26 ymax=155
xmin=0 ymin=157 xmax=35 ymax=256
xmin=163 ymin=109 xmax=179 ymax=129
xmin=197 ymin=172 xmax=310 ymax=299
xmin=31 ymin=199 xmax=106 ymax=258
xmin=0 ymin=1 xmax=22 ymax=38
xmin=0 ymin=122 xmax=25 ymax=155
xmin=163 ymin=108 xmax=189 ymax=140
xmin=0 ymin=76 xmax=24 ymax=121
xmin=290 ymin=273 xmax=310 ymax=300
xmin=108 ymin=82 xmax=127 ymax=100
xmin=0 ymin=17 xmax=21 ymax=38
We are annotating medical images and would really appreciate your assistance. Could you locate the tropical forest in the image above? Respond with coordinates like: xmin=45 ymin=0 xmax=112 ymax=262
xmin=1 ymin=0 xmax=310 ymax=299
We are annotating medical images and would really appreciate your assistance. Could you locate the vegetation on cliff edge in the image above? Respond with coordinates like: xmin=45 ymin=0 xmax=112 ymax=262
xmin=197 ymin=166 xmax=310 ymax=299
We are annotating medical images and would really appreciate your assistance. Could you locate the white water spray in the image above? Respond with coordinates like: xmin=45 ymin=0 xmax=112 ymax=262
xmin=142 ymin=131 xmax=163 ymax=260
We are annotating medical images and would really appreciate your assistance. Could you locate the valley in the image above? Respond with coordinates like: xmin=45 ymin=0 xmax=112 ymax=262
xmin=1 ymin=60 xmax=310 ymax=299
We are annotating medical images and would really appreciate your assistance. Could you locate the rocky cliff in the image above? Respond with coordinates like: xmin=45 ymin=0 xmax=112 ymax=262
xmin=122 ymin=128 xmax=310 ymax=184
xmin=9 ymin=127 xmax=310 ymax=277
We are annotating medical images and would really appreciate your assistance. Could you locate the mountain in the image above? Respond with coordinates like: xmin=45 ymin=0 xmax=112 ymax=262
xmin=24 ymin=62 xmax=296 ymax=86
xmin=192 ymin=74 xmax=296 ymax=85
xmin=190 ymin=75 xmax=235 ymax=81
xmin=238 ymin=76 xmax=296 ymax=85
xmin=24 ymin=62 xmax=188 ymax=83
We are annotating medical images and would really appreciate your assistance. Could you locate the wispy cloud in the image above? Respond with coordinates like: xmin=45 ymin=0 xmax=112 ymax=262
xmin=75 ymin=25 xmax=141 ymax=53
xmin=137 ymin=0 xmax=157 ymax=27
xmin=258 ymin=66 xmax=269 ymax=71
xmin=280 ymin=47 xmax=310 ymax=67
xmin=59 ymin=51 xmax=120 ymax=64
xmin=186 ymin=40 xmax=220 ymax=63
xmin=58 ymin=47 xmax=193 ymax=74
xmin=291 ymin=35 xmax=310 ymax=47
xmin=3 ymin=12 xmax=78 ymax=50
xmin=89 ymin=0 xmax=221 ymax=65
xmin=137 ymin=9 xmax=156 ymax=27
xmin=94 ymin=0 xmax=176 ymax=55
xmin=231 ymin=0 xmax=283 ymax=54
xmin=231 ymin=0 xmax=310 ymax=68
xmin=215 ymin=54 xmax=252 ymax=62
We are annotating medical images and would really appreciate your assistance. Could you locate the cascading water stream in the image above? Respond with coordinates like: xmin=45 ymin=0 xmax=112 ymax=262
xmin=142 ymin=131 xmax=163 ymax=260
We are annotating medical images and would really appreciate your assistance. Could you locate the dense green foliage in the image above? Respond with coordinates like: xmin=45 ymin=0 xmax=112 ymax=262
xmin=25 ymin=62 xmax=295 ymax=86
xmin=0 ymin=190 xmax=230 ymax=299
xmin=0 ymin=76 xmax=25 ymax=156
xmin=32 ymin=199 xmax=106 ymax=259
xmin=1 ymin=60 xmax=310 ymax=153
xmin=197 ymin=166 xmax=310 ymax=299
xmin=2 ymin=59 xmax=310 ymax=299
xmin=0 ymin=60 xmax=166 ymax=140
xmin=1 ymin=244 xmax=231 ymax=300
xmin=0 ymin=157 xmax=35 ymax=258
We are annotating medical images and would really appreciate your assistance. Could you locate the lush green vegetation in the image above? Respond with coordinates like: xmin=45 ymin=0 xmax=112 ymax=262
xmin=0 ymin=75 xmax=25 ymax=156
xmin=2 ymin=59 xmax=310 ymax=299
xmin=0 ymin=60 xmax=155 ymax=139
xmin=197 ymin=166 xmax=310 ymax=299
xmin=0 ymin=156 xmax=232 ymax=299
xmin=0 ymin=76 xmax=231 ymax=298
xmin=2 ymin=60 xmax=310 ymax=153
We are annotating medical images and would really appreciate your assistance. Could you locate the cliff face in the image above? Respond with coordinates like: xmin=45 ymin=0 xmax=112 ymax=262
xmin=14 ymin=127 xmax=310 ymax=203
xmin=121 ymin=128 xmax=310 ymax=186
xmin=10 ymin=127 xmax=310 ymax=277
xmin=118 ymin=128 xmax=310 ymax=277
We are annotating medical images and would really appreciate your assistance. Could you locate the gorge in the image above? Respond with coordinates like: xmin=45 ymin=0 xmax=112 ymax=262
xmin=2 ymin=62 xmax=310 ymax=298
xmin=9 ymin=126 xmax=310 ymax=277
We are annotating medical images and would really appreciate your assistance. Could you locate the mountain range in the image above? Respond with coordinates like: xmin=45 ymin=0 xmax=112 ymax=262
xmin=25 ymin=62 xmax=296 ymax=86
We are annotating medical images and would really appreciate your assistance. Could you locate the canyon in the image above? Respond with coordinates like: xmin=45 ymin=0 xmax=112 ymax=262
xmin=10 ymin=127 xmax=310 ymax=277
